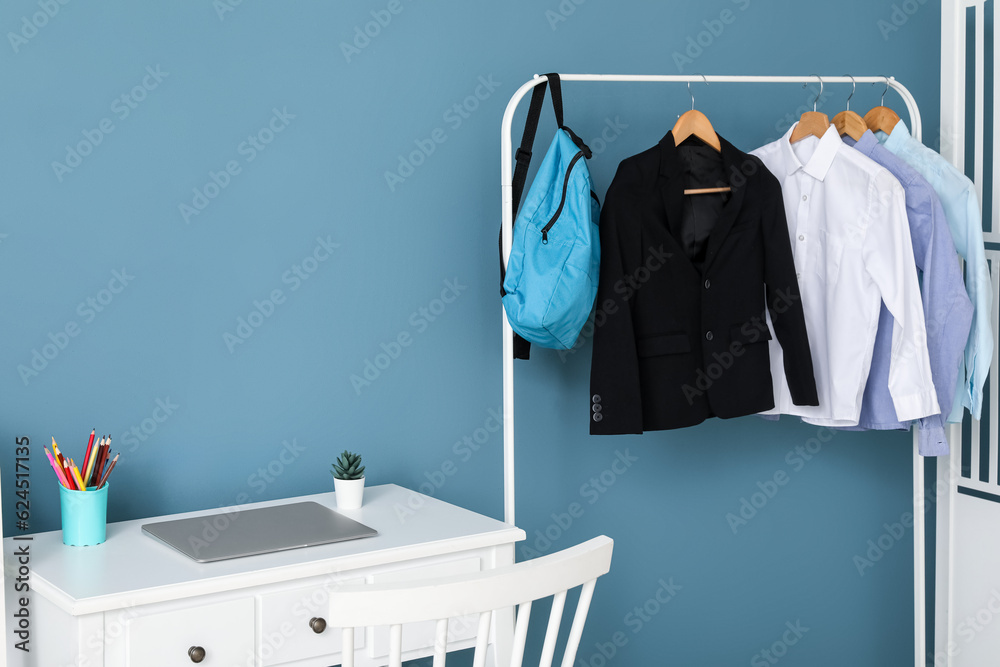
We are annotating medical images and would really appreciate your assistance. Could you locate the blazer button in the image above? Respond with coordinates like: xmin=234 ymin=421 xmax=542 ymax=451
xmin=705 ymin=331 xmax=713 ymax=341
xmin=593 ymin=412 xmax=603 ymax=422
xmin=592 ymin=394 xmax=602 ymax=404
xmin=592 ymin=404 xmax=602 ymax=413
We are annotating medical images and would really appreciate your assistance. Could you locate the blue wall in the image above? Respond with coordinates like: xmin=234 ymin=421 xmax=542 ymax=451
xmin=0 ymin=1 xmax=943 ymax=664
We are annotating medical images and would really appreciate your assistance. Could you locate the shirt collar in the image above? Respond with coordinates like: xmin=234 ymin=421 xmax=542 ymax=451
xmin=779 ymin=123 xmax=841 ymax=181
xmin=879 ymin=120 xmax=911 ymax=152
xmin=846 ymin=129 xmax=879 ymax=158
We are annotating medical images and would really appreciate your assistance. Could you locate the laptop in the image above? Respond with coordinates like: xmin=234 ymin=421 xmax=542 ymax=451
xmin=141 ymin=501 xmax=378 ymax=563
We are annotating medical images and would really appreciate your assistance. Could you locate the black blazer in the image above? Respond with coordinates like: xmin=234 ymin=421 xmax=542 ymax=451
xmin=590 ymin=132 xmax=818 ymax=434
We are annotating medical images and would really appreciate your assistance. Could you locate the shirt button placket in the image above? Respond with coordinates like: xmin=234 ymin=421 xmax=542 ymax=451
xmin=794 ymin=185 xmax=812 ymax=264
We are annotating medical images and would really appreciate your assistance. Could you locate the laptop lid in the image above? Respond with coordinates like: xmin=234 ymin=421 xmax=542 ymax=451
xmin=141 ymin=501 xmax=378 ymax=562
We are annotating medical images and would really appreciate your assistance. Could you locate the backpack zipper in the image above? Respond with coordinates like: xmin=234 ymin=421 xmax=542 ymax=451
xmin=541 ymin=149 xmax=585 ymax=244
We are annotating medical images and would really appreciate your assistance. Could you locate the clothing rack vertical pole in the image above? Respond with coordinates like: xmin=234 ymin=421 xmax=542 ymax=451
xmin=500 ymin=74 xmax=926 ymax=666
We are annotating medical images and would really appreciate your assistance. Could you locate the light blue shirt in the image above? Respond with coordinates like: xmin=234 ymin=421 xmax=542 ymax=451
xmin=877 ymin=122 xmax=993 ymax=423
xmin=842 ymin=131 xmax=973 ymax=455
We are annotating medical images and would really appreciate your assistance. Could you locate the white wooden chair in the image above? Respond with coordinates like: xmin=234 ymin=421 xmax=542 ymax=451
xmin=327 ymin=535 xmax=613 ymax=667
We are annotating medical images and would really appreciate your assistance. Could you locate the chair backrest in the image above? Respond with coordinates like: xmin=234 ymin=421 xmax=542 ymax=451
xmin=326 ymin=535 xmax=613 ymax=667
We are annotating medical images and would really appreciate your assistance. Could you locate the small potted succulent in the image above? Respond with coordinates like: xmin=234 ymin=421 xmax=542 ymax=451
xmin=331 ymin=450 xmax=365 ymax=510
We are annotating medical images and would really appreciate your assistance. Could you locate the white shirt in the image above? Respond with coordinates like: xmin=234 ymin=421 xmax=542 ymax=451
xmin=751 ymin=124 xmax=939 ymax=426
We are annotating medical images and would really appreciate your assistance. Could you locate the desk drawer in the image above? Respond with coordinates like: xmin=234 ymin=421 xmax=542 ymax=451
xmin=368 ymin=557 xmax=481 ymax=659
xmin=258 ymin=578 xmax=365 ymax=666
xmin=124 ymin=597 xmax=253 ymax=666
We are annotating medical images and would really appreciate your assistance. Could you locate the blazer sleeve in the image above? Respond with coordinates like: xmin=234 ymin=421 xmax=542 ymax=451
xmin=590 ymin=162 xmax=644 ymax=435
xmin=759 ymin=168 xmax=819 ymax=407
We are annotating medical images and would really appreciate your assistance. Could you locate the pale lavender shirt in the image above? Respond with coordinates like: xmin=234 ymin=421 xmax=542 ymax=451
xmin=841 ymin=131 xmax=973 ymax=456
xmin=877 ymin=121 xmax=992 ymax=423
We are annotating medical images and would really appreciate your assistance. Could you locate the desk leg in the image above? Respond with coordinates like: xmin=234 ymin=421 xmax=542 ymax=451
xmin=488 ymin=543 xmax=516 ymax=667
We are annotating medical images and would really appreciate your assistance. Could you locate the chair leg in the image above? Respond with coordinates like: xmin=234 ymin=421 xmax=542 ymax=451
xmin=560 ymin=579 xmax=597 ymax=667
xmin=539 ymin=590 xmax=567 ymax=667
xmin=472 ymin=610 xmax=494 ymax=667
xmin=491 ymin=604 xmax=516 ymax=667
xmin=433 ymin=618 xmax=448 ymax=667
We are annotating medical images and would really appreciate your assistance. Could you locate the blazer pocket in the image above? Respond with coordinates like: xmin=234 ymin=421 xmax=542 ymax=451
xmin=729 ymin=324 xmax=772 ymax=346
xmin=637 ymin=333 xmax=691 ymax=357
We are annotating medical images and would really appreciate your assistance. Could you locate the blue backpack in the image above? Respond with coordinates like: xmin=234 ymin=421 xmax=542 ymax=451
xmin=501 ymin=73 xmax=600 ymax=359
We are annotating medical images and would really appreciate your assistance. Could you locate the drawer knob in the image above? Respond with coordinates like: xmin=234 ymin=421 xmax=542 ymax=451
xmin=309 ymin=617 xmax=327 ymax=634
xmin=188 ymin=646 xmax=206 ymax=663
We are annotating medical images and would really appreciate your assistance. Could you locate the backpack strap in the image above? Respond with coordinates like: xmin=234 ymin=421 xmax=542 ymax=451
xmin=500 ymin=73 xmax=564 ymax=360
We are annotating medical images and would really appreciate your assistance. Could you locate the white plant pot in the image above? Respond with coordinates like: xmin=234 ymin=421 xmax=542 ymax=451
xmin=334 ymin=477 xmax=365 ymax=510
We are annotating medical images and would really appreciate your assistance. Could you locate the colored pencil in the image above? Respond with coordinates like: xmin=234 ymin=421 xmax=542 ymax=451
xmin=97 ymin=453 xmax=119 ymax=489
xmin=62 ymin=459 xmax=77 ymax=490
xmin=83 ymin=430 xmax=98 ymax=486
xmin=44 ymin=447 xmax=71 ymax=489
xmin=80 ymin=436 xmax=97 ymax=482
xmin=88 ymin=437 xmax=104 ymax=486
xmin=92 ymin=438 xmax=108 ymax=485
xmin=70 ymin=460 xmax=86 ymax=490
xmin=51 ymin=437 xmax=65 ymax=467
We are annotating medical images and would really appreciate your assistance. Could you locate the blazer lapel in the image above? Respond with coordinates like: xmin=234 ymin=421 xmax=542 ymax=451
xmin=701 ymin=136 xmax=747 ymax=273
xmin=657 ymin=132 xmax=687 ymax=256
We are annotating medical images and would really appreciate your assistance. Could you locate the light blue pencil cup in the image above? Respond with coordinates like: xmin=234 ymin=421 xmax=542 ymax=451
xmin=59 ymin=483 xmax=108 ymax=546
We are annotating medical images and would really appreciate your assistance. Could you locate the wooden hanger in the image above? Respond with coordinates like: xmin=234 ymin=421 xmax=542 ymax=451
xmin=833 ymin=110 xmax=867 ymax=140
xmin=673 ymin=109 xmax=722 ymax=152
xmin=864 ymin=76 xmax=900 ymax=134
xmin=675 ymin=77 xmax=730 ymax=195
xmin=790 ymin=75 xmax=831 ymax=143
xmin=832 ymin=75 xmax=867 ymax=141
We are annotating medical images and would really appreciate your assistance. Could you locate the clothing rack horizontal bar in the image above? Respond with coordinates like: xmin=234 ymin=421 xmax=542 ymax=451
xmin=501 ymin=75 xmax=920 ymax=191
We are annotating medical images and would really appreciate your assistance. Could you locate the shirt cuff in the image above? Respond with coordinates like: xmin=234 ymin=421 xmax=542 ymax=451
xmin=917 ymin=423 xmax=949 ymax=457
xmin=893 ymin=391 xmax=941 ymax=423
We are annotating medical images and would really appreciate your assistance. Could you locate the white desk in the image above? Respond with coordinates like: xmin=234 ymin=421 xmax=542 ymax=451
xmin=4 ymin=484 xmax=524 ymax=666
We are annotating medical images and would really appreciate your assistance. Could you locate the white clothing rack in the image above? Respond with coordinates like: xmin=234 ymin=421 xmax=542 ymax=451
xmin=499 ymin=73 xmax=926 ymax=666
